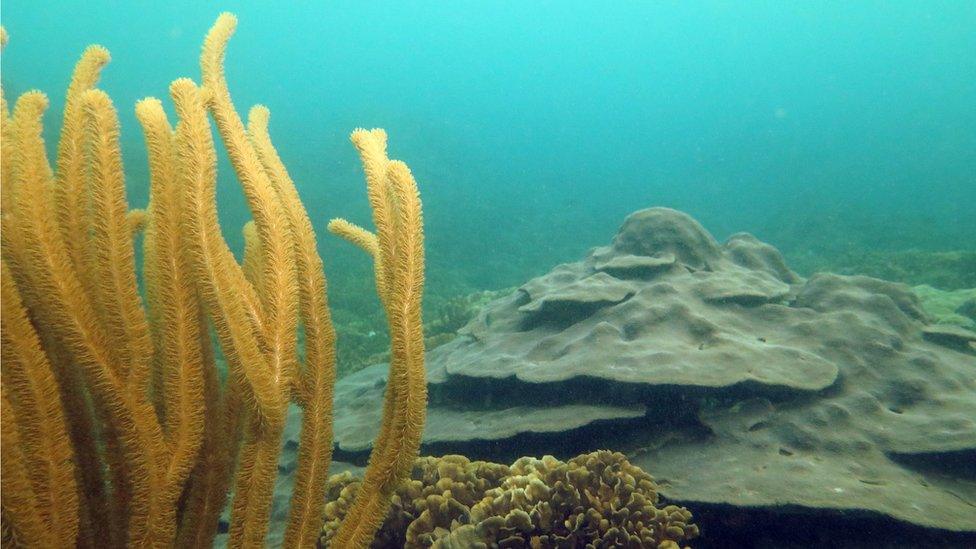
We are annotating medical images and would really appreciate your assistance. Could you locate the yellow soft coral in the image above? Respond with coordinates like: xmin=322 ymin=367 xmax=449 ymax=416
xmin=327 ymin=130 xmax=428 ymax=549
xmin=1 ymin=14 xmax=427 ymax=549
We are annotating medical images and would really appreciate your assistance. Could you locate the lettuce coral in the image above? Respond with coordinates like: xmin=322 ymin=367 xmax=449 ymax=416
xmin=319 ymin=451 xmax=698 ymax=548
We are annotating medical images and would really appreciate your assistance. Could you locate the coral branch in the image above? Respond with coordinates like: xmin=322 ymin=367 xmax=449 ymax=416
xmin=1 ymin=13 xmax=428 ymax=549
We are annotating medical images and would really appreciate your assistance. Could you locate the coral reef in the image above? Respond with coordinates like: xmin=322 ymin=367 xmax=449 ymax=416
xmin=1 ymin=13 xmax=426 ymax=549
xmin=794 ymin=248 xmax=976 ymax=291
xmin=425 ymin=290 xmax=510 ymax=345
xmin=913 ymin=285 xmax=976 ymax=330
xmin=763 ymin=203 xmax=976 ymax=290
xmin=332 ymin=364 xmax=645 ymax=458
xmin=334 ymin=318 xmax=390 ymax=378
xmin=332 ymin=289 xmax=507 ymax=378
xmin=323 ymin=208 xmax=976 ymax=538
xmin=321 ymin=455 xmax=509 ymax=548
xmin=319 ymin=452 xmax=698 ymax=549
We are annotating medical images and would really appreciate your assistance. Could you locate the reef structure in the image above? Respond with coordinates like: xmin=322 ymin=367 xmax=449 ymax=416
xmin=326 ymin=208 xmax=976 ymax=541
xmin=1 ymin=13 xmax=426 ymax=549
xmin=319 ymin=451 xmax=698 ymax=549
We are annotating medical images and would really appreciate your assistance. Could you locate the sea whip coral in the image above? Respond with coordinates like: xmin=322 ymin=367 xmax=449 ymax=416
xmin=0 ymin=14 xmax=426 ymax=548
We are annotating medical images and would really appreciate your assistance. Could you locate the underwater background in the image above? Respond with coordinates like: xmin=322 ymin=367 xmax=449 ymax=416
xmin=3 ymin=0 xmax=974 ymax=374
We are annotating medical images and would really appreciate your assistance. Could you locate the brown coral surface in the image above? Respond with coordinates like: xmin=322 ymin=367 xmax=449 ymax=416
xmin=325 ymin=208 xmax=976 ymax=538
xmin=318 ymin=451 xmax=698 ymax=549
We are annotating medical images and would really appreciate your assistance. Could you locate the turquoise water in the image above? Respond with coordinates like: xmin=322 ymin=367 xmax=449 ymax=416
xmin=3 ymin=1 xmax=974 ymax=304
xmin=3 ymin=4 xmax=976 ymax=547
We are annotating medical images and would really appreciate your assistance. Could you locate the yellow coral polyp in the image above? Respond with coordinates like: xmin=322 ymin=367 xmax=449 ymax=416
xmin=1 ymin=13 xmax=426 ymax=549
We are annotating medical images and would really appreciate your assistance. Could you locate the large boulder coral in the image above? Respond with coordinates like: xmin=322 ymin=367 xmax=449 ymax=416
xmin=318 ymin=451 xmax=698 ymax=548
xmin=327 ymin=207 xmax=976 ymax=539
xmin=432 ymin=209 xmax=838 ymax=393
